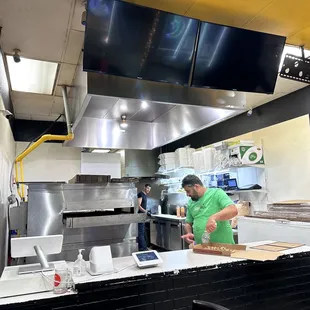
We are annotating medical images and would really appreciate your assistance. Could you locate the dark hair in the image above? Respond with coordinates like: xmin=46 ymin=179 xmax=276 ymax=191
xmin=145 ymin=184 xmax=151 ymax=188
xmin=182 ymin=175 xmax=203 ymax=188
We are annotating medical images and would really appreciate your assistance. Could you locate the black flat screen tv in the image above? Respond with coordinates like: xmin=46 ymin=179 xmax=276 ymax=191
xmin=192 ymin=22 xmax=286 ymax=93
xmin=84 ymin=0 xmax=199 ymax=86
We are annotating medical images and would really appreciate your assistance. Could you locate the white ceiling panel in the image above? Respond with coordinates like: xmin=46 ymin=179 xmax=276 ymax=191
xmin=57 ymin=63 xmax=76 ymax=85
xmin=0 ymin=0 xmax=74 ymax=62
xmin=54 ymin=86 xmax=72 ymax=97
xmin=71 ymin=0 xmax=86 ymax=32
xmin=13 ymin=96 xmax=53 ymax=116
xmin=51 ymin=96 xmax=65 ymax=115
xmin=63 ymin=30 xmax=84 ymax=64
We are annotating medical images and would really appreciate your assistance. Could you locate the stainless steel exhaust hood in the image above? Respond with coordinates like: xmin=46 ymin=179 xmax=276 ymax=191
xmin=66 ymin=63 xmax=246 ymax=150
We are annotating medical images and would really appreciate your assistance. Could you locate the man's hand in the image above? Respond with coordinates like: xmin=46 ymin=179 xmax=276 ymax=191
xmin=181 ymin=233 xmax=195 ymax=244
xmin=206 ymin=217 xmax=217 ymax=233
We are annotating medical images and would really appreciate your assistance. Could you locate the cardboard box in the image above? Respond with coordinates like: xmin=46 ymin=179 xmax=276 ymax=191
xmin=193 ymin=242 xmax=282 ymax=261
xmin=193 ymin=243 xmax=246 ymax=256
xmin=230 ymin=145 xmax=265 ymax=165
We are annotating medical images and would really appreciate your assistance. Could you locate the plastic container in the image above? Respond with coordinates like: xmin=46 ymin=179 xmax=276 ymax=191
xmin=180 ymin=206 xmax=185 ymax=217
xmin=193 ymin=151 xmax=204 ymax=172
xmin=201 ymin=231 xmax=210 ymax=244
xmin=175 ymin=148 xmax=195 ymax=168
xmin=73 ymin=249 xmax=87 ymax=277
xmin=158 ymin=152 xmax=175 ymax=160
xmin=176 ymin=206 xmax=181 ymax=217
xmin=158 ymin=205 xmax=162 ymax=215
xmin=203 ymin=148 xmax=215 ymax=171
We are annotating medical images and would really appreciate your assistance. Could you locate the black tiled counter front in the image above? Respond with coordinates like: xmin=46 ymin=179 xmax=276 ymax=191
xmin=2 ymin=247 xmax=310 ymax=310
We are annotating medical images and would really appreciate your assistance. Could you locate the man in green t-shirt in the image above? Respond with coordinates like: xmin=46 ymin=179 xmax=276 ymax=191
xmin=181 ymin=175 xmax=238 ymax=245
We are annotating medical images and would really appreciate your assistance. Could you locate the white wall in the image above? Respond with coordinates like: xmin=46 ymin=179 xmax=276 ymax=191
xmin=227 ymin=115 xmax=310 ymax=204
xmin=15 ymin=143 xmax=124 ymax=182
xmin=0 ymin=95 xmax=15 ymax=275
xmin=16 ymin=142 xmax=81 ymax=182
xmin=0 ymin=117 xmax=15 ymax=202
xmin=81 ymin=152 xmax=121 ymax=178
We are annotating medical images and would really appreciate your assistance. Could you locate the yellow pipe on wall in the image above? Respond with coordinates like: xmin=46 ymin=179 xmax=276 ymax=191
xmin=20 ymin=160 xmax=25 ymax=199
xmin=15 ymin=133 xmax=74 ymax=163
xmin=14 ymin=133 xmax=74 ymax=200
xmin=14 ymin=162 xmax=18 ymax=183
xmin=14 ymin=162 xmax=22 ymax=199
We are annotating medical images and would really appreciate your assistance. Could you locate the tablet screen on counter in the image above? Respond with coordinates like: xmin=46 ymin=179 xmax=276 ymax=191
xmin=136 ymin=252 xmax=159 ymax=262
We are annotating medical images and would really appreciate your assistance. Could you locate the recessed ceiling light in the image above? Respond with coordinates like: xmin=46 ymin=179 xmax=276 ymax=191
xmin=6 ymin=55 xmax=58 ymax=95
xmin=141 ymin=100 xmax=148 ymax=109
xmin=92 ymin=149 xmax=110 ymax=153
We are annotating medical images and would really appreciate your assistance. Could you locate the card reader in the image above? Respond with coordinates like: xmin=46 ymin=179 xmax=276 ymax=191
xmin=132 ymin=250 xmax=163 ymax=268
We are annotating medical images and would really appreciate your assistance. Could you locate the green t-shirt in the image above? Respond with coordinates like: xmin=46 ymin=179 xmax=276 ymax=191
xmin=186 ymin=188 xmax=234 ymax=244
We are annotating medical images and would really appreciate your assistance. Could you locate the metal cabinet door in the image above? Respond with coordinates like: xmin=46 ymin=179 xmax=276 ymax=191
xmin=150 ymin=219 xmax=162 ymax=247
xmin=169 ymin=222 xmax=182 ymax=250
xmin=160 ymin=221 xmax=170 ymax=250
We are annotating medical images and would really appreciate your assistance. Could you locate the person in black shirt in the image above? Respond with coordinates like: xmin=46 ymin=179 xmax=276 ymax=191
xmin=137 ymin=184 xmax=151 ymax=251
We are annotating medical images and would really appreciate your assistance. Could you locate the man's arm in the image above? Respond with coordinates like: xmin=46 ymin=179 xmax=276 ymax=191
xmin=181 ymin=222 xmax=195 ymax=244
xmin=138 ymin=197 xmax=146 ymax=213
xmin=211 ymin=205 xmax=238 ymax=221
xmin=206 ymin=204 xmax=238 ymax=233
xmin=184 ymin=222 xmax=193 ymax=234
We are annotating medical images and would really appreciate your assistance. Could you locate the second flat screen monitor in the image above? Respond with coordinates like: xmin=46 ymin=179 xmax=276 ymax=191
xmin=192 ymin=23 xmax=286 ymax=93
xmin=84 ymin=0 xmax=199 ymax=86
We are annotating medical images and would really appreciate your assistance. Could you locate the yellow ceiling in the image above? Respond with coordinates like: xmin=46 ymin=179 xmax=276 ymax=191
xmin=127 ymin=0 xmax=310 ymax=48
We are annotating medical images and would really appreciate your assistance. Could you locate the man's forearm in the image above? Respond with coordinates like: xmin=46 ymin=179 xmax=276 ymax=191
xmin=139 ymin=206 xmax=146 ymax=213
xmin=211 ymin=205 xmax=238 ymax=221
xmin=185 ymin=223 xmax=193 ymax=234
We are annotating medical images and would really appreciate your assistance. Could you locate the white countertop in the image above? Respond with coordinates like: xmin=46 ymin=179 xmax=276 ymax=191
xmin=73 ymin=240 xmax=310 ymax=285
xmin=1 ymin=240 xmax=310 ymax=305
xmin=152 ymin=214 xmax=186 ymax=221
xmin=0 ymin=261 xmax=75 ymax=305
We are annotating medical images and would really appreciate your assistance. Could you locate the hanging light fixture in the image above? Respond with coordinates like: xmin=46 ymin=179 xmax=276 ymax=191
xmin=120 ymin=115 xmax=128 ymax=129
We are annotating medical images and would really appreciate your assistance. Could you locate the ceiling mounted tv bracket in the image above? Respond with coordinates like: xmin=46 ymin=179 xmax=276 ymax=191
xmin=280 ymin=45 xmax=310 ymax=84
